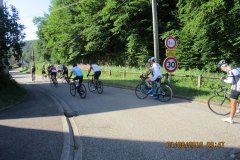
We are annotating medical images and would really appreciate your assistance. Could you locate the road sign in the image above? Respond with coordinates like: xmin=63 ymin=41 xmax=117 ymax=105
xmin=163 ymin=56 xmax=178 ymax=73
xmin=165 ymin=36 xmax=177 ymax=49
xmin=166 ymin=49 xmax=176 ymax=57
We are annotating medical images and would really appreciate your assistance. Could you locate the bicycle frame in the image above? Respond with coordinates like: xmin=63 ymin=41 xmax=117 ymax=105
xmin=87 ymin=74 xmax=103 ymax=94
xmin=135 ymin=74 xmax=172 ymax=101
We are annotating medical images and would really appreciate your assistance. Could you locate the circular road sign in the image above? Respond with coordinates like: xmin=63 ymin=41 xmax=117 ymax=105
xmin=163 ymin=56 xmax=178 ymax=73
xmin=165 ymin=36 xmax=177 ymax=49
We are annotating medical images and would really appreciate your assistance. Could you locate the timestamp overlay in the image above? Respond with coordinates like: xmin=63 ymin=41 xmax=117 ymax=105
xmin=165 ymin=141 xmax=225 ymax=149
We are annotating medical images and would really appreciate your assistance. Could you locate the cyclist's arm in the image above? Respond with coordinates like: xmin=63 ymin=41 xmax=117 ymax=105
xmin=87 ymin=67 xmax=92 ymax=76
xmin=222 ymin=72 xmax=235 ymax=84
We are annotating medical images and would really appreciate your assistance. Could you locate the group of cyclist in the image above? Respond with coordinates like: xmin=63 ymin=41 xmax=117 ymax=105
xmin=39 ymin=57 xmax=240 ymax=124
xmin=41 ymin=62 xmax=101 ymax=87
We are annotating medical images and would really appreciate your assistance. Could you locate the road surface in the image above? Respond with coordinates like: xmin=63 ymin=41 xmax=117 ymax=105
xmin=11 ymin=70 xmax=240 ymax=160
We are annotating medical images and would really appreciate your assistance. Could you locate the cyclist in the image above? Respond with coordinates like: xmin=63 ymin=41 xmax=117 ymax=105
xmin=50 ymin=65 xmax=57 ymax=82
xmin=56 ymin=63 xmax=63 ymax=78
xmin=69 ymin=63 xmax=84 ymax=87
xmin=218 ymin=59 xmax=240 ymax=124
xmin=41 ymin=64 xmax=47 ymax=79
xmin=145 ymin=57 xmax=162 ymax=96
xmin=61 ymin=64 xmax=69 ymax=80
xmin=31 ymin=64 xmax=36 ymax=81
xmin=47 ymin=64 xmax=52 ymax=79
xmin=87 ymin=61 xmax=101 ymax=87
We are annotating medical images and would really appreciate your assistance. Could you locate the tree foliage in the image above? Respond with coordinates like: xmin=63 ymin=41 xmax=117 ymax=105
xmin=35 ymin=0 xmax=240 ymax=70
xmin=0 ymin=4 xmax=25 ymax=73
xmin=35 ymin=0 xmax=177 ymax=66
xmin=175 ymin=0 xmax=240 ymax=70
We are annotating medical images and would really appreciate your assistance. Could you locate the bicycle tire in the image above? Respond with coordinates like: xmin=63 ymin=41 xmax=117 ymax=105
xmin=78 ymin=84 xmax=87 ymax=99
xmin=70 ymin=83 xmax=76 ymax=96
xmin=208 ymin=95 xmax=230 ymax=116
xmin=88 ymin=80 xmax=95 ymax=92
xmin=54 ymin=79 xmax=58 ymax=87
xmin=157 ymin=84 xmax=172 ymax=102
xmin=96 ymin=81 xmax=103 ymax=94
xmin=50 ymin=79 xmax=54 ymax=87
xmin=135 ymin=82 xmax=148 ymax=99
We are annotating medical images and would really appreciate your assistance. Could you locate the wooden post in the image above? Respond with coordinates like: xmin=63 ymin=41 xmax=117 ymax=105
xmin=198 ymin=75 xmax=202 ymax=87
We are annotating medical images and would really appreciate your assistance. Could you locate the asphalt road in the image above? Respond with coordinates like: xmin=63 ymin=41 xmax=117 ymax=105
xmin=9 ymin=70 xmax=240 ymax=160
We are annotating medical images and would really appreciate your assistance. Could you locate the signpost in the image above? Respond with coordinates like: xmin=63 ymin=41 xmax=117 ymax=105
xmin=163 ymin=56 xmax=178 ymax=73
xmin=164 ymin=36 xmax=178 ymax=83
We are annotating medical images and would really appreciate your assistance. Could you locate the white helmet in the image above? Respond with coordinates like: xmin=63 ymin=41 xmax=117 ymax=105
xmin=148 ymin=57 xmax=155 ymax=62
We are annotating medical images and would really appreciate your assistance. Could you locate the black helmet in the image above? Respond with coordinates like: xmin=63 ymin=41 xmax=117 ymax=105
xmin=217 ymin=60 xmax=227 ymax=68
xmin=73 ymin=63 xmax=77 ymax=67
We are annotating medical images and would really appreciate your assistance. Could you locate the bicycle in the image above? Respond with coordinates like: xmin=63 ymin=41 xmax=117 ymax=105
xmin=69 ymin=78 xmax=87 ymax=99
xmin=87 ymin=74 xmax=103 ymax=94
xmin=61 ymin=73 xmax=70 ymax=84
xmin=42 ymin=71 xmax=47 ymax=79
xmin=135 ymin=74 xmax=172 ymax=102
xmin=208 ymin=83 xmax=240 ymax=116
xmin=50 ymin=74 xmax=58 ymax=87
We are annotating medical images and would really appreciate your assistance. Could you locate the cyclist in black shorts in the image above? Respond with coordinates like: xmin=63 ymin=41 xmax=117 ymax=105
xmin=31 ymin=64 xmax=36 ymax=81
xmin=62 ymin=64 xmax=68 ymax=78
xmin=41 ymin=64 xmax=47 ymax=78
xmin=218 ymin=60 xmax=240 ymax=124
xmin=87 ymin=61 xmax=101 ymax=86
xmin=69 ymin=64 xmax=84 ymax=86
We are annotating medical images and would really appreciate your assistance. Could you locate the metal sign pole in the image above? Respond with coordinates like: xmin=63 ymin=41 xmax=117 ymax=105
xmin=151 ymin=0 xmax=159 ymax=63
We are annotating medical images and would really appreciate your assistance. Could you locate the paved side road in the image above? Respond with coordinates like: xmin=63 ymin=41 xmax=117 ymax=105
xmin=0 ymin=84 xmax=64 ymax=160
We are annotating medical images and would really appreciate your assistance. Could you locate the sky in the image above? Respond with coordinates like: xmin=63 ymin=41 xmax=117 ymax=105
xmin=5 ymin=0 xmax=51 ymax=41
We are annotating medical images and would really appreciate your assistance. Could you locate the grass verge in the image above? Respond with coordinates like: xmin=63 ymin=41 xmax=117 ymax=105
xmin=0 ymin=78 xmax=27 ymax=111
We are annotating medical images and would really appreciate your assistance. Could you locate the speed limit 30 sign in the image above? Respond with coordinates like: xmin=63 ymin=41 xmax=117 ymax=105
xmin=163 ymin=56 xmax=178 ymax=73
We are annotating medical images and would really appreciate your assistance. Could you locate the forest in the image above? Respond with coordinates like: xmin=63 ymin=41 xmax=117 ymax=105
xmin=33 ymin=0 xmax=240 ymax=71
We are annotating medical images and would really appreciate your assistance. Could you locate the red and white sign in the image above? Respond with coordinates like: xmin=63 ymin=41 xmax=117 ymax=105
xmin=163 ymin=56 xmax=178 ymax=73
xmin=165 ymin=36 xmax=177 ymax=49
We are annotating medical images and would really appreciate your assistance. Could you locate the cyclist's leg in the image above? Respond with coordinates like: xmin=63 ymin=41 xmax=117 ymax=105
xmin=94 ymin=71 xmax=101 ymax=86
xmin=229 ymin=90 xmax=240 ymax=119
xmin=145 ymin=78 xmax=152 ymax=89
xmin=78 ymin=76 xmax=83 ymax=86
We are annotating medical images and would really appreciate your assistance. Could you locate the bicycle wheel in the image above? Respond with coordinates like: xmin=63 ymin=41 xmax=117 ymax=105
xmin=54 ymin=79 xmax=58 ymax=87
xmin=88 ymin=80 xmax=95 ymax=92
xmin=70 ymin=83 xmax=76 ymax=96
xmin=96 ymin=81 xmax=103 ymax=94
xmin=157 ymin=84 xmax=172 ymax=102
xmin=208 ymin=95 xmax=230 ymax=116
xmin=50 ymin=79 xmax=54 ymax=87
xmin=78 ymin=84 xmax=87 ymax=99
xmin=135 ymin=82 xmax=148 ymax=99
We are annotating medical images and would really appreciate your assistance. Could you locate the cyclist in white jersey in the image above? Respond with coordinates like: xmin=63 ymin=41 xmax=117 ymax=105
xmin=69 ymin=64 xmax=83 ymax=86
xmin=87 ymin=61 xmax=101 ymax=86
xmin=218 ymin=60 xmax=240 ymax=124
xmin=145 ymin=57 xmax=162 ymax=95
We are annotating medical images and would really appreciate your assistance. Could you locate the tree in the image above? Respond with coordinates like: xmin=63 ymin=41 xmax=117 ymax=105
xmin=0 ymin=4 xmax=25 ymax=74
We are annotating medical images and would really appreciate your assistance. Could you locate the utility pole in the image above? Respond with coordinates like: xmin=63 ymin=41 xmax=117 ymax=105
xmin=151 ymin=0 xmax=160 ymax=63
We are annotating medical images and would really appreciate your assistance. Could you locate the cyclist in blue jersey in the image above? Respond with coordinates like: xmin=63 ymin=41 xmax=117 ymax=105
xmin=69 ymin=63 xmax=84 ymax=86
